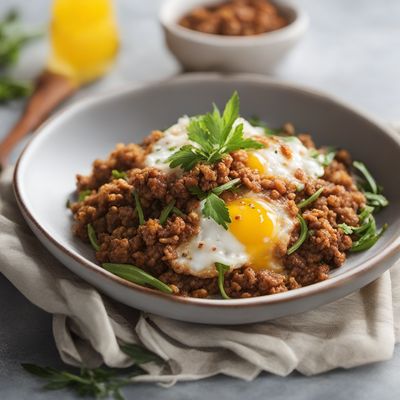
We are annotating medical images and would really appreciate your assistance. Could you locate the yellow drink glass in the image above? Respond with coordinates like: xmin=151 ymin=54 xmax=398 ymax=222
xmin=48 ymin=0 xmax=119 ymax=85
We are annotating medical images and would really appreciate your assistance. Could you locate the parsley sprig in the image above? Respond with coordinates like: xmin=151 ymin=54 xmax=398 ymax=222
xmin=189 ymin=178 xmax=240 ymax=229
xmin=168 ymin=92 xmax=263 ymax=171
xmin=22 ymin=343 xmax=163 ymax=400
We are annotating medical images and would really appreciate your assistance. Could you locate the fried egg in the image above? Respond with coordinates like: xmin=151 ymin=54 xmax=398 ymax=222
xmin=144 ymin=116 xmax=317 ymax=277
xmin=173 ymin=194 xmax=295 ymax=277
xmin=144 ymin=116 xmax=190 ymax=171
xmin=234 ymin=117 xmax=324 ymax=185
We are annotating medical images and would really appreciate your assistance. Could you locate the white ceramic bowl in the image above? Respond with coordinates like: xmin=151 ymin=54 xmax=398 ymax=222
xmin=159 ymin=0 xmax=309 ymax=74
xmin=14 ymin=74 xmax=400 ymax=325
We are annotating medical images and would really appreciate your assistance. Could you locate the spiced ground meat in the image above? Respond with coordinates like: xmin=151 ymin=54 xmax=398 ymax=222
xmin=179 ymin=0 xmax=288 ymax=36
xmin=70 ymin=131 xmax=365 ymax=299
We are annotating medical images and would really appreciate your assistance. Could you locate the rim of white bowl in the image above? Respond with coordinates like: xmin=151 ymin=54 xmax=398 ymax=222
xmin=13 ymin=73 xmax=400 ymax=308
xmin=159 ymin=0 xmax=309 ymax=47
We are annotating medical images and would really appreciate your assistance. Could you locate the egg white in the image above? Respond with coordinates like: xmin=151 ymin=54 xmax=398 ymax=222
xmin=172 ymin=194 xmax=295 ymax=277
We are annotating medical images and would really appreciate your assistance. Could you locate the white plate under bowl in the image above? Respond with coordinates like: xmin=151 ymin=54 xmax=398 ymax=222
xmin=14 ymin=74 xmax=400 ymax=324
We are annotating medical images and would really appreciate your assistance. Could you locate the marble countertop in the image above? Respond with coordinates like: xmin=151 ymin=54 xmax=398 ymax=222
xmin=1 ymin=0 xmax=399 ymax=398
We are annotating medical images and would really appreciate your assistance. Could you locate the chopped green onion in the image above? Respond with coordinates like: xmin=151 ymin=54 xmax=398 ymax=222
xmin=87 ymin=224 xmax=100 ymax=251
xmin=287 ymin=214 xmax=308 ymax=255
xmin=215 ymin=263 xmax=230 ymax=299
xmin=101 ymin=263 xmax=172 ymax=294
xmin=172 ymin=207 xmax=185 ymax=217
xmin=159 ymin=200 xmax=176 ymax=225
xmin=364 ymin=192 xmax=389 ymax=208
xmin=310 ymin=148 xmax=336 ymax=167
xmin=132 ymin=190 xmax=145 ymax=225
xmin=111 ymin=170 xmax=127 ymax=180
xmin=351 ymin=224 xmax=387 ymax=252
xmin=78 ymin=189 xmax=91 ymax=202
xmin=211 ymin=178 xmax=241 ymax=196
xmin=353 ymin=161 xmax=378 ymax=194
xmin=297 ymin=187 xmax=324 ymax=209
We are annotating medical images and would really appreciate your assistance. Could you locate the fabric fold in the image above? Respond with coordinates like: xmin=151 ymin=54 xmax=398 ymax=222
xmin=0 ymin=165 xmax=399 ymax=382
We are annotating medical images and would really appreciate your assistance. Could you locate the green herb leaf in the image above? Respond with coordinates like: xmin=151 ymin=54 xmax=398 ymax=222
xmin=189 ymin=179 xmax=241 ymax=229
xmin=87 ymin=224 xmax=100 ymax=251
xmin=215 ymin=262 xmax=230 ymax=299
xmin=353 ymin=161 xmax=378 ymax=194
xmin=363 ymin=192 xmax=389 ymax=209
xmin=168 ymin=92 xmax=262 ymax=171
xmin=0 ymin=9 xmax=42 ymax=69
xmin=351 ymin=223 xmax=388 ymax=252
xmin=297 ymin=187 xmax=324 ymax=209
xmin=202 ymin=193 xmax=231 ymax=229
xmin=22 ymin=363 xmax=143 ymax=400
xmin=352 ymin=160 xmax=389 ymax=212
xmin=111 ymin=170 xmax=128 ymax=180
xmin=248 ymin=116 xmax=280 ymax=136
xmin=309 ymin=147 xmax=336 ymax=167
xmin=78 ymin=189 xmax=91 ymax=202
xmin=132 ymin=190 xmax=145 ymax=225
xmin=188 ymin=185 xmax=207 ymax=200
xmin=159 ymin=200 xmax=176 ymax=225
xmin=211 ymin=178 xmax=241 ymax=196
xmin=101 ymin=263 xmax=173 ymax=294
xmin=172 ymin=206 xmax=185 ymax=217
xmin=0 ymin=77 xmax=32 ymax=102
xmin=120 ymin=343 xmax=163 ymax=364
xmin=287 ymin=214 xmax=308 ymax=255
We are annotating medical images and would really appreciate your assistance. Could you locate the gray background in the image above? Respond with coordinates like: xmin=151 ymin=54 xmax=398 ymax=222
xmin=1 ymin=0 xmax=400 ymax=398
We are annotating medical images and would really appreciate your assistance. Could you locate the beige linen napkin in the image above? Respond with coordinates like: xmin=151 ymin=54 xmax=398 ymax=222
xmin=1 ymin=166 xmax=399 ymax=383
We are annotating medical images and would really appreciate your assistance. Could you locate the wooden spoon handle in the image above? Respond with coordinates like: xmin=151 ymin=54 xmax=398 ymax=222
xmin=0 ymin=70 xmax=77 ymax=171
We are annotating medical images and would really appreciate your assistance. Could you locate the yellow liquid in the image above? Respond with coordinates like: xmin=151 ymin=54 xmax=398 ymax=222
xmin=48 ymin=0 xmax=119 ymax=84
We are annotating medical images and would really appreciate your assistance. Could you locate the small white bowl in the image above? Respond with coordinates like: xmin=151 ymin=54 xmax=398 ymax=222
xmin=159 ymin=0 xmax=309 ymax=74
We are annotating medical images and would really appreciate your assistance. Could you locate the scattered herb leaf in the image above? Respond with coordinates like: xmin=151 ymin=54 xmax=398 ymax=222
xmin=172 ymin=206 xmax=185 ymax=217
xmin=215 ymin=262 xmax=230 ymax=299
xmin=353 ymin=161 xmax=378 ymax=194
xmin=189 ymin=179 xmax=241 ymax=229
xmin=202 ymin=193 xmax=231 ymax=229
xmin=111 ymin=170 xmax=127 ymax=180
xmin=287 ymin=214 xmax=308 ymax=255
xmin=309 ymin=147 xmax=336 ymax=167
xmin=132 ymin=191 xmax=145 ymax=225
xmin=338 ymin=206 xmax=387 ymax=252
xmin=78 ymin=189 xmax=91 ymax=202
xmin=159 ymin=200 xmax=176 ymax=225
xmin=297 ymin=187 xmax=324 ymax=209
xmin=211 ymin=178 xmax=241 ymax=196
xmin=102 ymin=263 xmax=173 ymax=294
xmin=87 ymin=223 xmax=100 ymax=251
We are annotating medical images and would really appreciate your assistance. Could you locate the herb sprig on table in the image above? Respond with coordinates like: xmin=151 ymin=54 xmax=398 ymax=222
xmin=22 ymin=343 xmax=164 ymax=400
xmin=168 ymin=91 xmax=263 ymax=171
xmin=0 ymin=9 xmax=41 ymax=103
xmin=0 ymin=9 xmax=41 ymax=68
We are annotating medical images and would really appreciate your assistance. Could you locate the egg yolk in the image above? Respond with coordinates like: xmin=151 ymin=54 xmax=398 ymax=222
xmin=227 ymin=198 xmax=279 ymax=271
xmin=246 ymin=152 xmax=267 ymax=174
